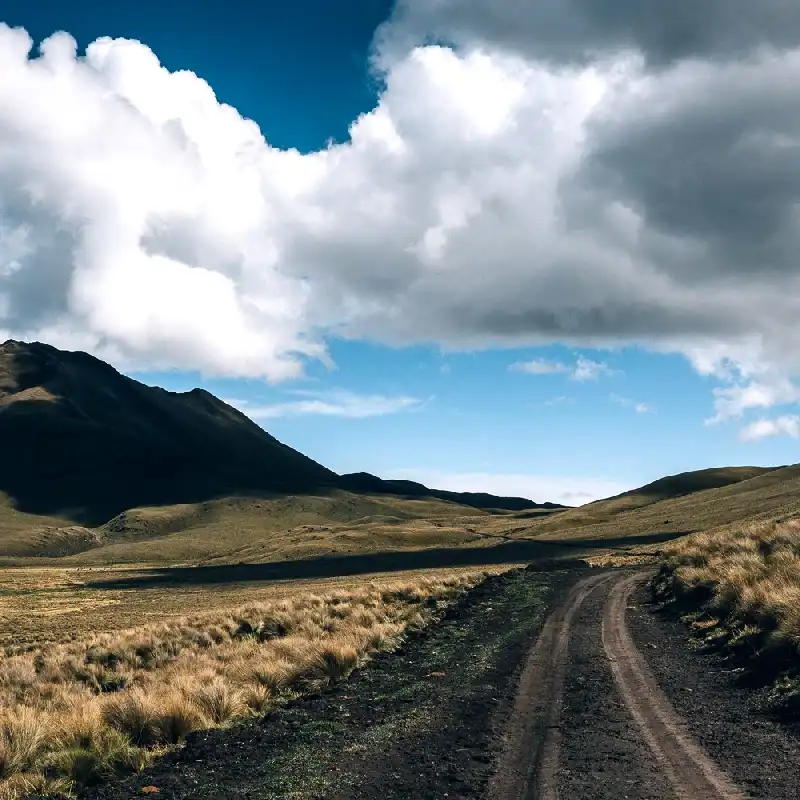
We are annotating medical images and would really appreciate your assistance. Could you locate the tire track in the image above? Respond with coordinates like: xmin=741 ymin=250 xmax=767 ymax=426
xmin=602 ymin=572 xmax=747 ymax=800
xmin=489 ymin=570 xmax=614 ymax=800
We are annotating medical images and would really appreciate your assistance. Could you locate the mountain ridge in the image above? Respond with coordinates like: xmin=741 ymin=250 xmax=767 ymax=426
xmin=0 ymin=340 xmax=561 ymax=528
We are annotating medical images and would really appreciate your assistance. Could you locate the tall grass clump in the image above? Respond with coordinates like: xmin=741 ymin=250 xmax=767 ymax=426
xmin=0 ymin=571 xmax=486 ymax=798
xmin=653 ymin=519 xmax=800 ymax=714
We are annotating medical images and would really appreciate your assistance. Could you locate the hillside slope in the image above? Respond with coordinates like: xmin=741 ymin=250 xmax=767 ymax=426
xmin=0 ymin=340 xmax=337 ymax=524
xmin=0 ymin=341 xmax=561 ymax=560
xmin=532 ymin=466 xmax=775 ymax=532
xmin=517 ymin=464 xmax=800 ymax=541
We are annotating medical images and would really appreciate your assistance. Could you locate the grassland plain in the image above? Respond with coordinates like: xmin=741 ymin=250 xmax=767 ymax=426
xmin=0 ymin=491 xmax=525 ymax=563
xmin=0 ymin=566 xmax=501 ymax=799
xmin=2 ymin=464 xmax=794 ymax=569
xmin=652 ymin=518 xmax=800 ymax=717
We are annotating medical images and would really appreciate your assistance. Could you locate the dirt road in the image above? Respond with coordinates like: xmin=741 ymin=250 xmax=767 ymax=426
xmin=84 ymin=566 xmax=799 ymax=800
xmin=602 ymin=574 xmax=744 ymax=800
xmin=491 ymin=570 xmax=799 ymax=800
xmin=487 ymin=571 xmax=615 ymax=799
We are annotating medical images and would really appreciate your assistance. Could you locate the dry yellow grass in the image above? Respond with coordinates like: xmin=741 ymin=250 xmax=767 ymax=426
xmin=655 ymin=519 xmax=800 ymax=712
xmin=0 ymin=570 xmax=488 ymax=798
xmin=513 ymin=464 xmax=800 ymax=542
xmin=0 ymin=491 xmax=516 ymax=564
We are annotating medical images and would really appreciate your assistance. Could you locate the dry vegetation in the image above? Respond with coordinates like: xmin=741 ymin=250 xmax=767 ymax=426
xmin=654 ymin=518 xmax=800 ymax=714
xmin=0 ymin=491 xmax=529 ymax=565
xmin=0 ymin=570 xmax=488 ymax=799
xmin=519 ymin=464 xmax=800 ymax=542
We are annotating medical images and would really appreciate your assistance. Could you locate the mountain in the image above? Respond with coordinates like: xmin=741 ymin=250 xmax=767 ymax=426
xmin=0 ymin=340 xmax=338 ymax=524
xmin=338 ymin=472 xmax=563 ymax=512
xmin=0 ymin=341 xmax=554 ymax=527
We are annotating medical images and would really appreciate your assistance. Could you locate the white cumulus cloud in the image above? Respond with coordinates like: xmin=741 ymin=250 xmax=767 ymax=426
xmin=740 ymin=416 xmax=800 ymax=442
xmin=510 ymin=358 xmax=570 ymax=375
xmin=2 ymin=10 xmax=800 ymax=428
xmin=511 ymin=356 xmax=616 ymax=381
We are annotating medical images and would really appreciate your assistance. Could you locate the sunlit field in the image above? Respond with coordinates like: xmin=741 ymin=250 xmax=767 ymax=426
xmin=0 ymin=566 xmax=500 ymax=798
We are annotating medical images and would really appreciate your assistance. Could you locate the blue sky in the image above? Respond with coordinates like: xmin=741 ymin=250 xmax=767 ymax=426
xmin=2 ymin=1 xmax=800 ymax=504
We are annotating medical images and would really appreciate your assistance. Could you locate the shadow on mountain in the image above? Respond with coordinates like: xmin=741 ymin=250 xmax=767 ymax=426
xmin=90 ymin=530 xmax=686 ymax=590
xmin=0 ymin=341 xmax=558 ymax=526
xmin=0 ymin=341 xmax=335 ymax=525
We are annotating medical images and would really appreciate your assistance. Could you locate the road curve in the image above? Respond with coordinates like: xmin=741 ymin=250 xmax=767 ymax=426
xmin=602 ymin=572 xmax=747 ymax=800
xmin=491 ymin=569 xmax=749 ymax=800
xmin=488 ymin=570 xmax=614 ymax=800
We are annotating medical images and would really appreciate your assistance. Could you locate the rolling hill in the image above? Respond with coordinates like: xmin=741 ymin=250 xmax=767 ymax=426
xmin=338 ymin=472 xmax=563 ymax=512
xmin=508 ymin=464 xmax=800 ymax=542
xmin=2 ymin=340 xmax=797 ymax=566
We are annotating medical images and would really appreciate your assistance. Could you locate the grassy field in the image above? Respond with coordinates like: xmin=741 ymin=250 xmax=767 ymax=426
xmin=0 ymin=491 xmax=539 ymax=566
xmin=4 ymin=465 xmax=799 ymax=569
xmin=653 ymin=518 xmax=800 ymax=715
xmin=0 ymin=565 xmax=501 ymax=799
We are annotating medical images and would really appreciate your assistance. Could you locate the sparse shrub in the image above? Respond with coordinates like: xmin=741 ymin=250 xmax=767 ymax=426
xmin=237 ymin=658 xmax=295 ymax=693
xmin=659 ymin=519 xmax=800 ymax=714
xmin=192 ymin=679 xmax=245 ymax=725
xmin=257 ymin=614 xmax=293 ymax=641
xmin=0 ymin=707 xmax=48 ymax=781
xmin=156 ymin=691 xmax=208 ymax=743
xmin=44 ymin=726 xmax=147 ymax=786
xmin=310 ymin=642 xmax=360 ymax=685
xmin=242 ymin=684 xmax=273 ymax=714
xmin=101 ymin=690 xmax=161 ymax=747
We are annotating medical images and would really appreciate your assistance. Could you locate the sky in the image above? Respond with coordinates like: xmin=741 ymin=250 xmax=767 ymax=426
xmin=2 ymin=1 xmax=800 ymax=505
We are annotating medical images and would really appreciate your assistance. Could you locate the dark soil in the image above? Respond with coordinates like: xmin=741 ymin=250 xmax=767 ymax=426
xmin=557 ymin=580 xmax=672 ymax=800
xmin=626 ymin=583 xmax=800 ymax=800
xmin=81 ymin=565 xmax=585 ymax=800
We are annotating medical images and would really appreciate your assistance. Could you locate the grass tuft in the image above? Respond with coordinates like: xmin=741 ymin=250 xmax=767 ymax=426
xmin=654 ymin=519 xmax=800 ymax=712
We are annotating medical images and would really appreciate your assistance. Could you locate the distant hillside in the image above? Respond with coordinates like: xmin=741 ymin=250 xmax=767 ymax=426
xmin=0 ymin=340 xmax=338 ymax=524
xmin=582 ymin=466 xmax=776 ymax=516
xmin=515 ymin=464 xmax=797 ymax=542
xmin=339 ymin=472 xmax=565 ymax=512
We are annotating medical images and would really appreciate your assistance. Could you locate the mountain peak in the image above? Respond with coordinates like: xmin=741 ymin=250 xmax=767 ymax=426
xmin=0 ymin=342 xmax=337 ymax=523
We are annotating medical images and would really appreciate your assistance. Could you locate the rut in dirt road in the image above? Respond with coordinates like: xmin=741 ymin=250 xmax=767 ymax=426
xmin=488 ymin=570 xmax=614 ymax=800
xmin=602 ymin=573 xmax=747 ymax=800
xmin=491 ymin=569 xmax=749 ymax=800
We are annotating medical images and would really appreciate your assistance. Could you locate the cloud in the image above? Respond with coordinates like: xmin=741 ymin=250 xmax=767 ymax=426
xmin=228 ymin=390 xmax=423 ymax=420
xmin=740 ymin=415 xmax=800 ymax=442
xmin=511 ymin=355 xmax=615 ymax=381
xmin=571 ymin=356 xmax=616 ymax=381
xmin=382 ymin=468 xmax=633 ymax=506
xmin=2 ymin=15 xmax=800 ymax=422
xmin=510 ymin=358 xmax=569 ymax=375
xmin=380 ymin=0 xmax=800 ymax=67
xmin=543 ymin=395 xmax=574 ymax=406
xmin=610 ymin=393 xmax=652 ymax=413
xmin=707 ymin=375 xmax=800 ymax=423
